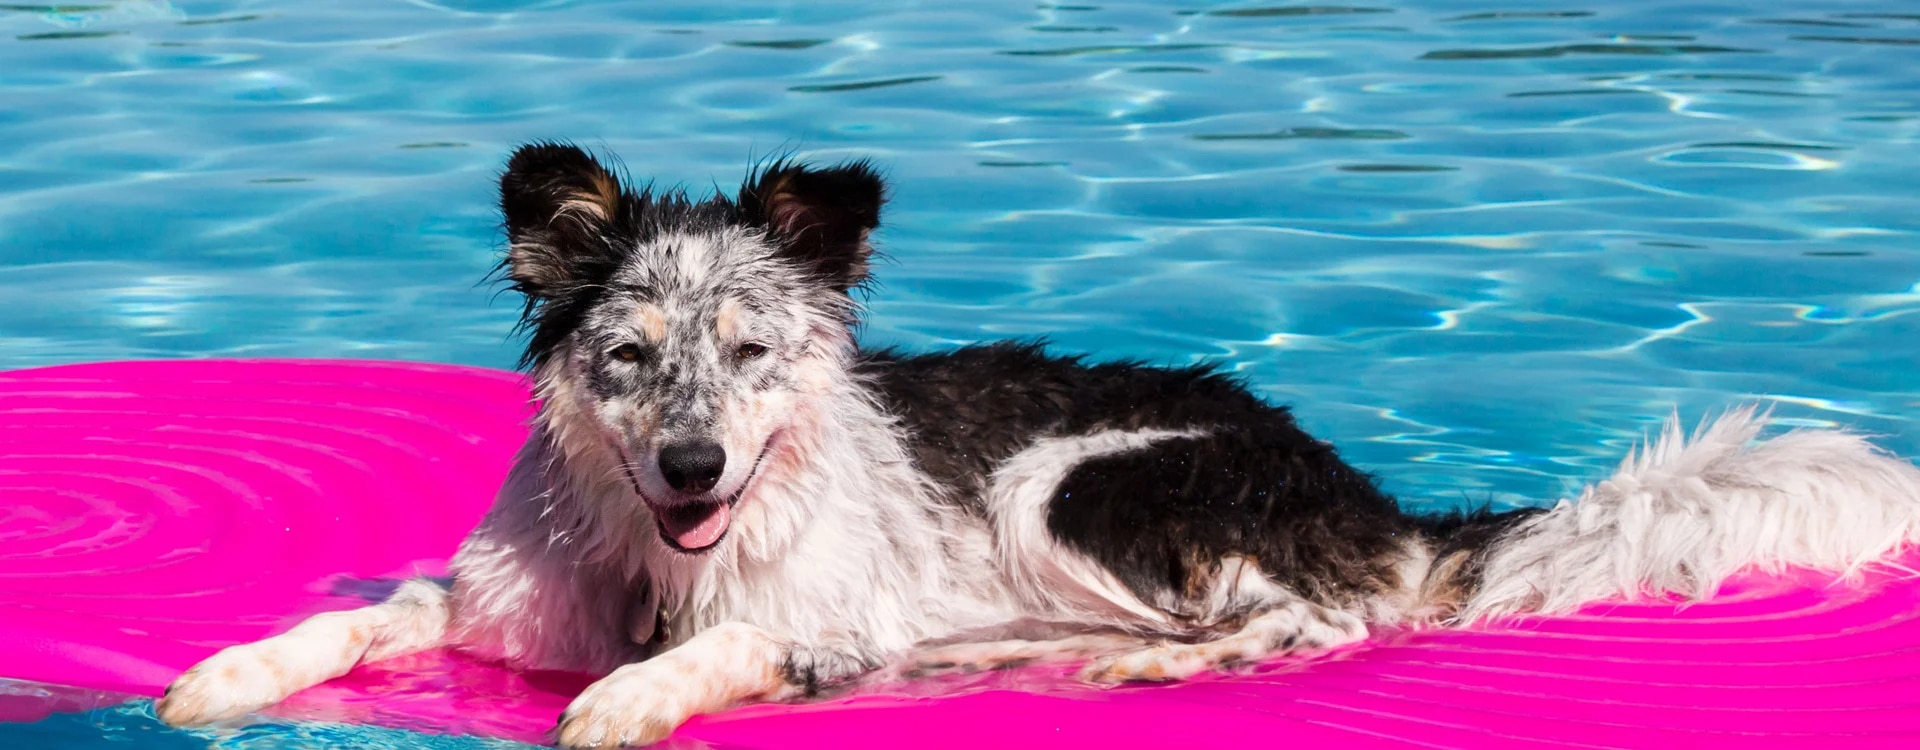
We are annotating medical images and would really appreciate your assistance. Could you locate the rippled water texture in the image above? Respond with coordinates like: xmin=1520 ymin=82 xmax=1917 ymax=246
xmin=2 ymin=0 xmax=1918 ymax=745
xmin=2 ymin=679 xmax=536 ymax=748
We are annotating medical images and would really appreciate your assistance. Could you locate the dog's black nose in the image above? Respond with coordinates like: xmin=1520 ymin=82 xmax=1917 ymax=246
xmin=658 ymin=441 xmax=726 ymax=494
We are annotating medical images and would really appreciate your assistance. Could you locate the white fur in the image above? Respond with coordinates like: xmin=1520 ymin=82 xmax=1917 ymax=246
xmin=1463 ymin=406 xmax=1920 ymax=621
xmin=1374 ymin=538 xmax=1435 ymax=623
xmin=1192 ymin=554 xmax=1298 ymax=624
xmin=525 ymin=270 xmax=1024 ymax=663
xmin=442 ymin=438 xmax=647 ymax=674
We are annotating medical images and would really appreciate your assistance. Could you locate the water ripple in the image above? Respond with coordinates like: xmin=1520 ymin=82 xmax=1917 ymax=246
xmin=1187 ymin=6 xmax=1393 ymax=18
xmin=1421 ymin=43 xmax=1763 ymax=60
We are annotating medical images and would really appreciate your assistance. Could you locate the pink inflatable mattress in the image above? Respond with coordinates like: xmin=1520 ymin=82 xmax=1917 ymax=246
xmin=2 ymin=359 xmax=1919 ymax=748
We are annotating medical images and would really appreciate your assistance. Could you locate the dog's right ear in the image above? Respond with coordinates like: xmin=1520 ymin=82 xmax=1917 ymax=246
xmin=499 ymin=142 xmax=625 ymax=299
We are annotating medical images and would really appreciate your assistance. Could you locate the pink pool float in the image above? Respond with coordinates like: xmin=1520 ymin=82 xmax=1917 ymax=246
xmin=2 ymin=358 xmax=1919 ymax=748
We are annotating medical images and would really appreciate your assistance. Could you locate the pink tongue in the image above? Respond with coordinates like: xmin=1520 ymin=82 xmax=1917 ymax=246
xmin=663 ymin=504 xmax=732 ymax=550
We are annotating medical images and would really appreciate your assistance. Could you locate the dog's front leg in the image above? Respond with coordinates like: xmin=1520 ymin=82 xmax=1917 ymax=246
xmin=555 ymin=622 xmax=859 ymax=749
xmin=157 ymin=578 xmax=450 ymax=725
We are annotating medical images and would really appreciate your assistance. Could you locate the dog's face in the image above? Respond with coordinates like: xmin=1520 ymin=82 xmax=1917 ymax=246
xmin=497 ymin=143 xmax=883 ymax=554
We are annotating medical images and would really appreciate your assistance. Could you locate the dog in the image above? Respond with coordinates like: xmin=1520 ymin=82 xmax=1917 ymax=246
xmin=156 ymin=142 xmax=1920 ymax=748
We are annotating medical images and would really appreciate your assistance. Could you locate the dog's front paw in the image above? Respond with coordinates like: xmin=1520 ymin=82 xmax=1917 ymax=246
xmin=556 ymin=664 xmax=686 ymax=749
xmin=155 ymin=646 xmax=289 ymax=726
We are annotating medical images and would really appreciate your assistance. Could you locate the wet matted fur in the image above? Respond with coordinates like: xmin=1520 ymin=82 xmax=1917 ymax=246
xmin=158 ymin=143 xmax=1920 ymax=748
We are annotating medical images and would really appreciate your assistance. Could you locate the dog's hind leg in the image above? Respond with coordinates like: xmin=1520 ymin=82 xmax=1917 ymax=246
xmin=984 ymin=422 xmax=1407 ymax=685
xmin=903 ymin=632 xmax=1145 ymax=676
xmin=156 ymin=578 xmax=450 ymax=725
xmin=1079 ymin=597 xmax=1367 ymax=684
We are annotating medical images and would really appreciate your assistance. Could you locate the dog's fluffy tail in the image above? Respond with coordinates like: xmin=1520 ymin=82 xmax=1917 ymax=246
xmin=1458 ymin=406 xmax=1920 ymax=622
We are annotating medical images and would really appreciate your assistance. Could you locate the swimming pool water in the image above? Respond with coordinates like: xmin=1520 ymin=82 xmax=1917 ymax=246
xmin=3 ymin=0 xmax=1918 ymax=746
xmin=3 ymin=678 xmax=534 ymax=749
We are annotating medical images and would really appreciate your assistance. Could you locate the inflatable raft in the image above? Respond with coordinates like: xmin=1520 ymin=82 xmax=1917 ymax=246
xmin=2 ymin=359 xmax=1918 ymax=748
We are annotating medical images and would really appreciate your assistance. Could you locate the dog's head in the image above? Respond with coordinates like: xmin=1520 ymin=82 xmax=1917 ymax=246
xmin=497 ymin=142 xmax=883 ymax=555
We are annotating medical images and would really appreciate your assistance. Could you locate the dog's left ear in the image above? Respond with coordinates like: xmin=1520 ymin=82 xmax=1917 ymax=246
xmin=738 ymin=161 xmax=885 ymax=293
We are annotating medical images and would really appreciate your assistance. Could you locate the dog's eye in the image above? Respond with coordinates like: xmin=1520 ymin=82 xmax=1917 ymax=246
xmin=610 ymin=343 xmax=646 ymax=363
xmin=735 ymin=343 xmax=769 ymax=361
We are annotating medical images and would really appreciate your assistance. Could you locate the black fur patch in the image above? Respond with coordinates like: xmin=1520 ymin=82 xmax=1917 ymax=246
xmin=1046 ymin=424 xmax=1410 ymax=611
xmin=736 ymin=159 xmax=885 ymax=293
xmin=778 ymin=646 xmax=878 ymax=698
xmin=863 ymin=342 xmax=1415 ymax=612
xmin=862 ymin=342 xmax=1271 ymax=509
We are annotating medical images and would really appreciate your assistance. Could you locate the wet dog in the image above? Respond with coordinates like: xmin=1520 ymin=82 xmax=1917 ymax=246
xmin=158 ymin=143 xmax=1920 ymax=747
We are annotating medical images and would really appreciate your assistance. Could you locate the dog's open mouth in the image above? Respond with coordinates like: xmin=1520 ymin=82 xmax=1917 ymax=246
xmin=656 ymin=502 xmax=732 ymax=551
xmin=621 ymin=437 xmax=777 ymax=554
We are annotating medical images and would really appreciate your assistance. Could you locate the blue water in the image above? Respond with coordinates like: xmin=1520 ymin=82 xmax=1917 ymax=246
xmin=3 ymin=0 xmax=1918 ymax=746
xmin=1 ymin=679 xmax=532 ymax=749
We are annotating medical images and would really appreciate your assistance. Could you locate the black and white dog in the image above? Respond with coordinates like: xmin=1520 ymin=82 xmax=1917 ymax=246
xmin=157 ymin=143 xmax=1920 ymax=748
